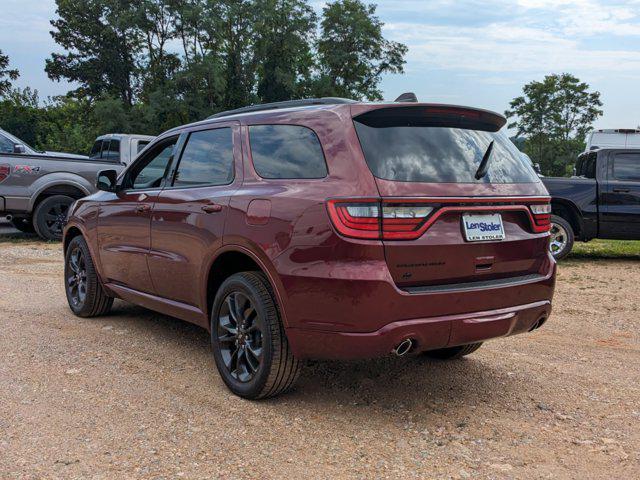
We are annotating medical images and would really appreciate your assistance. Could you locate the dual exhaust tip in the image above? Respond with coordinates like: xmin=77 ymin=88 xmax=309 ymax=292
xmin=393 ymin=338 xmax=414 ymax=357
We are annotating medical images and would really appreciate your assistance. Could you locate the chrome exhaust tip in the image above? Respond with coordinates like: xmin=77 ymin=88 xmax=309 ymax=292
xmin=5 ymin=214 xmax=12 ymax=221
xmin=393 ymin=338 xmax=414 ymax=357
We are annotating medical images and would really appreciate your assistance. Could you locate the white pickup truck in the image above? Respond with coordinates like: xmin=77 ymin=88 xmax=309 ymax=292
xmin=89 ymin=133 xmax=155 ymax=165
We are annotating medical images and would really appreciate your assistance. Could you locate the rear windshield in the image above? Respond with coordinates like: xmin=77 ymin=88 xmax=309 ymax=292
xmin=354 ymin=116 xmax=538 ymax=184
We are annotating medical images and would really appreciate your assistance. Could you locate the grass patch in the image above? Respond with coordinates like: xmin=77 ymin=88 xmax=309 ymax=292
xmin=568 ymin=239 xmax=640 ymax=260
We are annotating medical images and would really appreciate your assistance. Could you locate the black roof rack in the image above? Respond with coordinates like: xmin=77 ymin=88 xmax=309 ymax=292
xmin=208 ymin=97 xmax=356 ymax=120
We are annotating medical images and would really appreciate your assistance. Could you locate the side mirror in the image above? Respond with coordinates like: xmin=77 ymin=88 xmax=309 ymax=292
xmin=533 ymin=163 xmax=542 ymax=174
xmin=96 ymin=169 xmax=119 ymax=192
xmin=13 ymin=144 xmax=26 ymax=154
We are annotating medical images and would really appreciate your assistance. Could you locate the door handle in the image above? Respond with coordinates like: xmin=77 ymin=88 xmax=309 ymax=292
xmin=202 ymin=204 xmax=223 ymax=213
xmin=613 ymin=188 xmax=630 ymax=193
xmin=136 ymin=204 xmax=151 ymax=213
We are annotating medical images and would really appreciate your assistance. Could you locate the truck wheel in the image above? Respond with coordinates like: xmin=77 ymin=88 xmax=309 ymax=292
xmin=64 ymin=235 xmax=113 ymax=317
xmin=33 ymin=195 xmax=74 ymax=241
xmin=423 ymin=342 xmax=483 ymax=360
xmin=10 ymin=217 xmax=35 ymax=234
xmin=549 ymin=214 xmax=574 ymax=260
xmin=210 ymin=272 xmax=301 ymax=400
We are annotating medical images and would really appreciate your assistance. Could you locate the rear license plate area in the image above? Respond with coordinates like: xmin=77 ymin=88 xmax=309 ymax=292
xmin=462 ymin=213 xmax=505 ymax=242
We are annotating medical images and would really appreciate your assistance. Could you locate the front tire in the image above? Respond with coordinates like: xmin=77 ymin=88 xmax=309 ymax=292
xmin=210 ymin=272 xmax=301 ymax=399
xmin=549 ymin=214 xmax=574 ymax=260
xmin=33 ymin=195 xmax=75 ymax=241
xmin=423 ymin=342 xmax=483 ymax=360
xmin=64 ymin=235 xmax=113 ymax=317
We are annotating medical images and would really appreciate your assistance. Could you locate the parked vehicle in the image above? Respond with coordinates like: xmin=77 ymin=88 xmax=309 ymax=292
xmin=586 ymin=128 xmax=640 ymax=150
xmin=89 ymin=133 xmax=155 ymax=165
xmin=63 ymin=97 xmax=556 ymax=399
xmin=0 ymin=128 xmax=88 ymax=159
xmin=543 ymin=148 xmax=640 ymax=259
xmin=0 ymin=130 xmax=126 ymax=240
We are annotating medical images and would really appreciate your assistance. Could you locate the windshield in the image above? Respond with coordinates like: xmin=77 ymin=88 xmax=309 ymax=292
xmin=354 ymin=120 xmax=539 ymax=184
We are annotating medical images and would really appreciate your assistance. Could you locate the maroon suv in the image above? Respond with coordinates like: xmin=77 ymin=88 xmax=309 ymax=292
xmin=63 ymin=98 xmax=556 ymax=399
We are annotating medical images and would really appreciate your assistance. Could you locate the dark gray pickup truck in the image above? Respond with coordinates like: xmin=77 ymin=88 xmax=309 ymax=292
xmin=543 ymin=148 xmax=640 ymax=259
xmin=0 ymin=129 xmax=125 ymax=240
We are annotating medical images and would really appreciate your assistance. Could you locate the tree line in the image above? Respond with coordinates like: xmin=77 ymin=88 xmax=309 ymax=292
xmin=0 ymin=1 xmax=605 ymax=177
xmin=0 ymin=0 xmax=406 ymax=153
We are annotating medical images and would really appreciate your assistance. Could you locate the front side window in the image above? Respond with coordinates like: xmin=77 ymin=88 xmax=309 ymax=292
xmin=126 ymin=138 xmax=178 ymax=190
xmin=172 ymin=128 xmax=234 ymax=187
xmin=613 ymin=153 xmax=640 ymax=181
xmin=0 ymin=134 xmax=15 ymax=153
xmin=249 ymin=125 xmax=328 ymax=179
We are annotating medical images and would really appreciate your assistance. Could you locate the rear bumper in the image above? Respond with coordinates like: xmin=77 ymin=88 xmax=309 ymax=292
xmin=287 ymin=299 xmax=552 ymax=360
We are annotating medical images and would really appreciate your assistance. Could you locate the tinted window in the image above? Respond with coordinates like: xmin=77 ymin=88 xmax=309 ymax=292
xmin=613 ymin=153 xmax=640 ymax=181
xmin=172 ymin=128 xmax=234 ymax=187
xmin=89 ymin=140 xmax=102 ymax=159
xmin=0 ymin=134 xmax=15 ymax=153
xmin=128 ymin=139 xmax=177 ymax=190
xmin=354 ymin=121 xmax=538 ymax=184
xmin=249 ymin=125 xmax=327 ymax=179
xmin=575 ymin=152 xmax=597 ymax=179
xmin=137 ymin=141 xmax=150 ymax=153
xmin=102 ymin=139 xmax=120 ymax=161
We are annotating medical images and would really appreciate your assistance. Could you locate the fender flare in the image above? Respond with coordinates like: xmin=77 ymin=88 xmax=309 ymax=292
xmin=202 ymin=242 xmax=291 ymax=329
xmin=550 ymin=197 xmax=584 ymax=236
xmin=28 ymin=174 xmax=93 ymax=212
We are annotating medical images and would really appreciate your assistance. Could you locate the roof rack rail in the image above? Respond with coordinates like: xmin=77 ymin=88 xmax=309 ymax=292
xmin=208 ymin=97 xmax=356 ymax=119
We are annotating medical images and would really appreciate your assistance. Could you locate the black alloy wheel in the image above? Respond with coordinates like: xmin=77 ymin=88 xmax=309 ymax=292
xmin=216 ymin=291 xmax=264 ymax=383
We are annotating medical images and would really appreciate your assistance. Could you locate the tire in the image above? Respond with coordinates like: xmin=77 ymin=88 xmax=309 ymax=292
xmin=423 ymin=342 xmax=483 ymax=360
xmin=549 ymin=214 xmax=574 ymax=260
xmin=10 ymin=217 xmax=35 ymax=234
xmin=210 ymin=271 xmax=301 ymax=399
xmin=33 ymin=195 xmax=75 ymax=241
xmin=64 ymin=235 xmax=113 ymax=317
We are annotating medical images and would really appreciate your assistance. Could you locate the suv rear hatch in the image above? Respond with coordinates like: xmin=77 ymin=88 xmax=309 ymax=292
xmin=348 ymin=105 xmax=551 ymax=289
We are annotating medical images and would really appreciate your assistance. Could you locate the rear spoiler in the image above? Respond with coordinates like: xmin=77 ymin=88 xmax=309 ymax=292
xmin=352 ymin=104 xmax=507 ymax=132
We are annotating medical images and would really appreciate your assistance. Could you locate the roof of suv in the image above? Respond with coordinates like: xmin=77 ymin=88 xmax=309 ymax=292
xmin=162 ymin=98 xmax=507 ymax=137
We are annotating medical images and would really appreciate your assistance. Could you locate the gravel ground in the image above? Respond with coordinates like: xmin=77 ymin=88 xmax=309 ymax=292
xmin=0 ymin=236 xmax=638 ymax=479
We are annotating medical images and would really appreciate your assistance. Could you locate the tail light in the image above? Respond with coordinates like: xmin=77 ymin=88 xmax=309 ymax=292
xmin=529 ymin=203 xmax=552 ymax=232
xmin=327 ymin=199 xmax=434 ymax=240
xmin=0 ymin=164 xmax=10 ymax=183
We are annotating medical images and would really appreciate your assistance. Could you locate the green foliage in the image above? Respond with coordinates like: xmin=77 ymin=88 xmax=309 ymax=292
xmin=2 ymin=0 xmax=407 ymax=154
xmin=316 ymin=0 xmax=407 ymax=100
xmin=0 ymin=49 xmax=20 ymax=97
xmin=506 ymin=73 xmax=603 ymax=176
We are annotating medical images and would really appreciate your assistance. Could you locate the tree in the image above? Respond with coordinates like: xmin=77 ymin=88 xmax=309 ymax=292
xmin=505 ymin=73 xmax=603 ymax=176
xmin=46 ymin=0 xmax=143 ymax=105
xmin=315 ymin=0 xmax=407 ymax=100
xmin=253 ymin=0 xmax=317 ymax=102
xmin=0 ymin=50 xmax=20 ymax=97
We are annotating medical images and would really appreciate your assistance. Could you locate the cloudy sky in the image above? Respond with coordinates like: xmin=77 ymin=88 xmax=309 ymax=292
xmin=1 ymin=0 xmax=639 ymax=130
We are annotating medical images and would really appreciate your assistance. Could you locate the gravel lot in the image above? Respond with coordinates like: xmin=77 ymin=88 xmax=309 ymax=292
xmin=1 ymin=232 xmax=638 ymax=479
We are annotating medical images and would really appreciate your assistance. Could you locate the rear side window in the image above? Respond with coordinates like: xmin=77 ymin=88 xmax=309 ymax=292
xmin=575 ymin=152 xmax=597 ymax=179
xmin=612 ymin=153 xmax=640 ymax=181
xmin=354 ymin=113 xmax=538 ymax=184
xmin=103 ymin=139 xmax=120 ymax=161
xmin=249 ymin=125 xmax=327 ymax=179
xmin=137 ymin=141 xmax=150 ymax=153
xmin=89 ymin=140 xmax=102 ymax=159
xmin=172 ymin=128 xmax=234 ymax=187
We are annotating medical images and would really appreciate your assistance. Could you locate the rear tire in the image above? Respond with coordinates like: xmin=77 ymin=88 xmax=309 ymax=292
xmin=423 ymin=342 xmax=483 ymax=360
xmin=10 ymin=217 xmax=35 ymax=234
xmin=549 ymin=214 xmax=574 ymax=260
xmin=33 ymin=195 xmax=75 ymax=241
xmin=64 ymin=235 xmax=113 ymax=317
xmin=210 ymin=271 xmax=301 ymax=399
